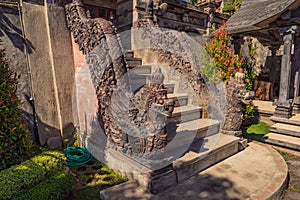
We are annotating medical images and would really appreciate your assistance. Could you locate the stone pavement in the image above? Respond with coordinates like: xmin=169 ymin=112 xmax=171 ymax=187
xmin=100 ymin=142 xmax=288 ymax=200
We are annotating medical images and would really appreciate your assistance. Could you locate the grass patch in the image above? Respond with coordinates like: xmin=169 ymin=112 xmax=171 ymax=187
xmin=288 ymin=184 xmax=300 ymax=193
xmin=278 ymin=150 xmax=290 ymax=161
xmin=66 ymin=159 xmax=125 ymax=200
xmin=243 ymin=121 xmax=269 ymax=141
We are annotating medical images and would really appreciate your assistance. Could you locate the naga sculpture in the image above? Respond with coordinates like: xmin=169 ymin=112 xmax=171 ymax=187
xmin=65 ymin=0 xmax=174 ymax=157
xmin=221 ymin=69 xmax=254 ymax=136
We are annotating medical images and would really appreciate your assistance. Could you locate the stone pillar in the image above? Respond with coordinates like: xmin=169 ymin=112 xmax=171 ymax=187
xmin=206 ymin=5 xmax=215 ymax=36
xmin=274 ymin=26 xmax=297 ymax=118
xmin=268 ymin=45 xmax=279 ymax=84
xmin=293 ymin=32 xmax=300 ymax=114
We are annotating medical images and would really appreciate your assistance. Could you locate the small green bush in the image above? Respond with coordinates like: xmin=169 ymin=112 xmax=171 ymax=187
xmin=12 ymin=172 xmax=75 ymax=200
xmin=246 ymin=121 xmax=269 ymax=135
xmin=222 ymin=3 xmax=235 ymax=14
xmin=0 ymin=151 xmax=66 ymax=200
xmin=0 ymin=47 xmax=32 ymax=170
xmin=243 ymin=121 xmax=269 ymax=141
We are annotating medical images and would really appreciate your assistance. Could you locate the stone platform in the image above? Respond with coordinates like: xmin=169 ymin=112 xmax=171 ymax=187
xmin=100 ymin=142 xmax=288 ymax=200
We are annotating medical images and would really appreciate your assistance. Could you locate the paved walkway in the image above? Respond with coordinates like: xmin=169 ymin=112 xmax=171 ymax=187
xmin=101 ymin=142 xmax=288 ymax=200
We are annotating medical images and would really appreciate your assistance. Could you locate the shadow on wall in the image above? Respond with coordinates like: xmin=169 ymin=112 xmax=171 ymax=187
xmin=0 ymin=8 xmax=34 ymax=54
xmin=23 ymin=97 xmax=74 ymax=149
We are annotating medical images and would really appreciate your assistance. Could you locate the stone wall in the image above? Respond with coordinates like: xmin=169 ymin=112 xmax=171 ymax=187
xmin=1 ymin=2 xmax=75 ymax=148
xmin=47 ymin=5 xmax=75 ymax=141
xmin=22 ymin=2 xmax=62 ymax=146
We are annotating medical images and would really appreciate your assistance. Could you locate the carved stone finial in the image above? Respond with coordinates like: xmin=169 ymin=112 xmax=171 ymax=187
xmin=150 ymin=67 xmax=164 ymax=85
xmin=234 ymin=68 xmax=245 ymax=84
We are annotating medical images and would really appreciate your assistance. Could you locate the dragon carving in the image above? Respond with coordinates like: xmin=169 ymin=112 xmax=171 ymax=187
xmin=65 ymin=0 xmax=174 ymax=156
xmin=221 ymin=69 xmax=254 ymax=136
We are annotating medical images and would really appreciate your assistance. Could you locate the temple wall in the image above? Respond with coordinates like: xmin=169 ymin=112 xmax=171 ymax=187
xmin=47 ymin=5 xmax=75 ymax=141
xmin=0 ymin=2 xmax=75 ymax=147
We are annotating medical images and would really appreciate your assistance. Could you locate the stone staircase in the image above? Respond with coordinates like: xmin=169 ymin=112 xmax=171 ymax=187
xmin=97 ymin=51 xmax=244 ymax=199
xmin=263 ymin=115 xmax=300 ymax=150
xmin=126 ymin=50 xmax=203 ymax=125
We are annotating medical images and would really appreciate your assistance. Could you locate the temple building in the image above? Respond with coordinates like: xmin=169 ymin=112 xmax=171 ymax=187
xmin=227 ymin=0 xmax=300 ymax=150
xmin=227 ymin=0 xmax=300 ymax=119
xmin=0 ymin=0 xmax=228 ymax=146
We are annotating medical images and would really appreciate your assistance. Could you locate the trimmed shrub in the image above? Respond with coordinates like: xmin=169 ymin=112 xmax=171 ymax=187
xmin=0 ymin=47 xmax=32 ymax=170
xmin=0 ymin=151 xmax=66 ymax=200
xmin=12 ymin=172 xmax=75 ymax=200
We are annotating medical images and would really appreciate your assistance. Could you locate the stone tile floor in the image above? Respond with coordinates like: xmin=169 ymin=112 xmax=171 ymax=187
xmin=272 ymin=146 xmax=300 ymax=200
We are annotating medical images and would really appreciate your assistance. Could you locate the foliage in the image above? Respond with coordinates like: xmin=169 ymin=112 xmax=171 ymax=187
xmin=243 ymin=102 xmax=255 ymax=120
xmin=243 ymin=121 xmax=269 ymax=141
xmin=189 ymin=0 xmax=198 ymax=6
xmin=66 ymin=160 xmax=125 ymax=200
xmin=0 ymin=47 xmax=32 ymax=170
xmin=246 ymin=121 xmax=269 ymax=135
xmin=205 ymin=22 xmax=243 ymax=82
xmin=200 ymin=52 xmax=221 ymax=82
xmin=222 ymin=2 xmax=235 ymax=14
xmin=205 ymin=22 xmax=257 ymax=121
xmin=12 ymin=172 xmax=75 ymax=200
xmin=0 ymin=151 xmax=66 ymax=200
xmin=222 ymin=0 xmax=243 ymax=14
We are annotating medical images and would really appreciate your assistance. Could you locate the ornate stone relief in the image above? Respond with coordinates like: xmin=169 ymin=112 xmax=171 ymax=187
xmin=65 ymin=0 xmax=174 ymax=156
xmin=136 ymin=13 xmax=210 ymax=106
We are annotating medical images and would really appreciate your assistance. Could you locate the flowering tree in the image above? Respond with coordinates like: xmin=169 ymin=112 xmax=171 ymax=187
xmin=205 ymin=22 xmax=255 ymax=120
xmin=205 ymin=22 xmax=243 ymax=81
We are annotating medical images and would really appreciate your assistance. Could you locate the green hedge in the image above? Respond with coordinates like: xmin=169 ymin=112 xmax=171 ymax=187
xmin=0 ymin=151 xmax=66 ymax=200
xmin=12 ymin=172 xmax=75 ymax=200
xmin=0 ymin=46 xmax=32 ymax=170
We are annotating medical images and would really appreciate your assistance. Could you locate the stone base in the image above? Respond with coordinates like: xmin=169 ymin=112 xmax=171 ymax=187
xmin=293 ymin=97 xmax=300 ymax=114
xmin=94 ymin=133 xmax=240 ymax=196
xmin=273 ymin=101 xmax=292 ymax=119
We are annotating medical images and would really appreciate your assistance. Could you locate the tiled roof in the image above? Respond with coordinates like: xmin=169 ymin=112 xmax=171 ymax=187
xmin=227 ymin=0 xmax=298 ymax=34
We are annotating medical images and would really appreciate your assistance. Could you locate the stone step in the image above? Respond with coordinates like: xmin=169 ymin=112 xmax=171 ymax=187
xmin=172 ymin=134 xmax=240 ymax=183
xmin=128 ymin=74 xmax=151 ymax=92
xmin=166 ymin=119 xmax=220 ymax=155
xmin=164 ymin=83 xmax=175 ymax=94
xmin=128 ymin=64 xmax=152 ymax=74
xmin=168 ymin=105 xmax=202 ymax=123
xmin=126 ymin=57 xmax=142 ymax=66
xmin=262 ymin=132 xmax=300 ymax=150
xmin=270 ymin=123 xmax=300 ymax=138
xmin=100 ymin=142 xmax=288 ymax=200
xmin=128 ymin=74 xmax=175 ymax=94
xmin=270 ymin=115 xmax=300 ymax=126
xmin=167 ymin=93 xmax=188 ymax=107
xmin=100 ymin=133 xmax=241 ymax=199
xmin=125 ymin=50 xmax=134 ymax=58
